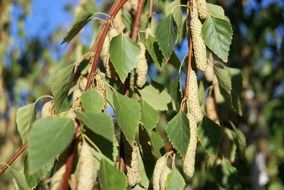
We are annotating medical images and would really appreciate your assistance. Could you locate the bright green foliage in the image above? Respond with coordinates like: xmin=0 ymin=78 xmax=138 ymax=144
xmin=61 ymin=10 xmax=93 ymax=44
xmin=202 ymin=15 xmax=233 ymax=62
xmin=28 ymin=118 xmax=74 ymax=172
xmin=197 ymin=116 xmax=221 ymax=156
xmin=166 ymin=169 xmax=186 ymax=190
xmin=156 ymin=14 xmax=178 ymax=60
xmin=139 ymin=85 xmax=172 ymax=111
xmin=113 ymin=92 xmax=141 ymax=144
xmin=76 ymin=112 xmax=113 ymax=142
xmin=80 ymin=88 xmax=104 ymax=113
xmin=139 ymin=100 xmax=159 ymax=130
xmin=166 ymin=111 xmax=190 ymax=156
xmin=109 ymin=34 xmax=140 ymax=82
xmin=51 ymin=64 xmax=75 ymax=112
xmin=8 ymin=167 xmax=30 ymax=190
xmin=16 ymin=103 xmax=36 ymax=143
xmin=99 ymin=159 xmax=127 ymax=190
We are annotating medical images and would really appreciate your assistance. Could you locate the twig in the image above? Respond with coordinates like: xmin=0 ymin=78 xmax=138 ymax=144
xmin=85 ymin=0 xmax=128 ymax=90
xmin=0 ymin=143 xmax=28 ymax=176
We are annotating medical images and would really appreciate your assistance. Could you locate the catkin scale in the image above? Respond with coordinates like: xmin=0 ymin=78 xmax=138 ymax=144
xmin=187 ymin=70 xmax=203 ymax=123
xmin=204 ymin=57 xmax=215 ymax=82
xmin=101 ymin=28 xmax=119 ymax=78
xmin=191 ymin=1 xmax=207 ymax=72
xmin=153 ymin=156 xmax=167 ymax=190
xmin=41 ymin=101 xmax=55 ymax=118
xmin=136 ymin=42 xmax=148 ymax=88
xmin=78 ymin=141 xmax=96 ymax=190
xmin=160 ymin=166 xmax=171 ymax=190
xmin=183 ymin=113 xmax=198 ymax=177
xmin=206 ymin=96 xmax=220 ymax=124
xmin=197 ymin=0 xmax=208 ymax=19
xmin=125 ymin=144 xmax=140 ymax=187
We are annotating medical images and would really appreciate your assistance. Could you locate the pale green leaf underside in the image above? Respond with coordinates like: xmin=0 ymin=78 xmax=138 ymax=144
xmin=61 ymin=10 xmax=93 ymax=44
xmin=16 ymin=103 xmax=36 ymax=143
xmin=76 ymin=111 xmax=114 ymax=142
xmin=99 ymin=159 xmax=127 ymax=190
xmin=197 ymin=116 xmax=221 ymax=156
xmin=28 ymin=117 xmax=74 ymax=173
xmin=166 ymin=111 xmax=189 ymax=156
xmin=113 ymin=93 xmax=141 ymax=144
xmin=51 ymin=64 xmax=75 ymax=112
xmin=202 ymin=16 xmax=233 ymax=62
xmin=8 ymin=167 xmax=30 ymax=190
xmin=139 ymin=85 xmax=172 ymax=111
xmin=80 ymin=88 xmax=104 ymax=113
xmin=156 ymin=14 xmax=178 ymax=59
xmin=166 ymin=169 xmax=186 ymax=190
xmin=109 ymin=34 xmax=140 ymax=82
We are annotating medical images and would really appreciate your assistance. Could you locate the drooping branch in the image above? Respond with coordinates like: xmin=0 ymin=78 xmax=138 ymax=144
xmin=85 ymin=0 xmax=128 ymax=90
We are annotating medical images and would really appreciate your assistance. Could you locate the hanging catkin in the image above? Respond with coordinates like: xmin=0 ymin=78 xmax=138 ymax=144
xmin=136 ymin=42 xmax=148 ymax=88
xmin=183 ymin=113 xmax=198 ymax=177
xmin=204 ymin=60 xmax=215 ymax=82
xmin=187 ymin=70 xmax=203 ymax=123
xmin=41 ymin=101 xmax=55 ymax=118
xmin=206 ymin=96 xmax=220 ymax=124
xmin=197 ymin=0 xmax=208 ymax=19
xmin=125 ymin=143 xmax=140 ymax=187
xmin=160 ymin=166 xmax=171 ymax=190
xmin=190 ymin=0 xmax=207 ymax=72
xmin=101 ymin=28 xmax=119 ymax=78
xmin=78 ymin=141 xmax=96 ymax=190
xmin=153 ymin=156 xmax=167 ymax=190
xmin=95 ymin=71 xmax=106 ymax=100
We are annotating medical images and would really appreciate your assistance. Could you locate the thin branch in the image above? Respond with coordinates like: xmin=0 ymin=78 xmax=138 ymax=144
xmin=0 ymin=143 xmax=28 ymax=176
xmin=85 ymin=0 xmax=128 ymax=90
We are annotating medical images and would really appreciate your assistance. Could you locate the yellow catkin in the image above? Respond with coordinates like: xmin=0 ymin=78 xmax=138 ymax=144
xmin=206 ymin=96 xmax=220 ymax=124
xmin=41 ymin=101 xmax=55 ymax=118
xmin=183 ymin=113 xmax=198 ymax=177
xmin=191 ymin=1 xmax=207 ymax=72
xmin=187 ymin=70 xmax=203 ymax=123
xmin=160 ymin=166 xmax=171 ymax=190
xmin=79 ymin=77 xmax=87 ymax=91
xmin=78 ymin=141 xmax=96 ymax=190
xmin=204 ymin=59 xmax=215 ymax=82
xmin=95 ymin=71 xmax=106 ymax=100
xmin=197 ymin=0 xmax=208 ymax=19
xmin=50 ymin=165 xmax=66 ymax=190
xmin=125 ymin=144 xmax=140 ymax=187
xmin=113 ymin=10 xmax=126 ymax=33
xmin=136 ymin=42 xmax=148 ymax=88
xmin=153 ymin=156 xmax=167 ymax=190
xmin=101 ymin=28 xmax=119 ymax=78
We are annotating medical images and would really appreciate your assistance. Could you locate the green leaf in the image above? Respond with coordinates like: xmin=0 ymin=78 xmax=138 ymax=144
xmin=16 ymin=103 xmax=36 ymax=143
xmin=51 ymin=64 xmax=76 ymax=112
xmin=155 ymin=14 xmax=178 ymax=60
xmin=109 ymin=34 xmax=140 ymax=82
xmin=167 ymin=75 xmax=182 ymax=111
xmin=8 ymin=167 xmax=30 ymax=190
xmin=207 ymin=3 xmax=226 ymax=20
xmin=61 ymin=10 xmax=93 ymax=44
xmin=166 ymin=112 xmax=189 ymax=156
xmin=146 ymin=34 xmax=164 ymax=67
xmin=166 ymin=169 xmax=186 ymax=190
xmin=197 ymin=116 xmax=221 ymax=156
xmin=76 ymin=112 xmax=113 ymax=142
xmin=148 ymin=129 xmax=164 ymax=158
xmin=232 ymin=125 xmax=246 ymax=154
xmin=139 ymin=85 xmax=172 ymax=111
xmin=113 ymin=93 xmax=141 ymax=144
xmin=80 ymin=88 xmax=104 ymax=113
xmin=214 ymin=63 xmax=233 ymax=108
xmin=214 ymin=159 xmax=237 ymax=188
xmin=139 ymin=100 xmax=159 ymax=130
xmin=24 ymin=157 xmax=54 ymax=189
xmin=202 ymin=16 xmax=233 ymax=62
xmin=229 ymin=67 xmax=243 ymax=115
xmin=165 ymin=0 xmax=183 ymax=40
xmin=28 ymin=118 xmax=74 ymax=173
xmin=99 ymin=159 xmax=127 ymax=190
